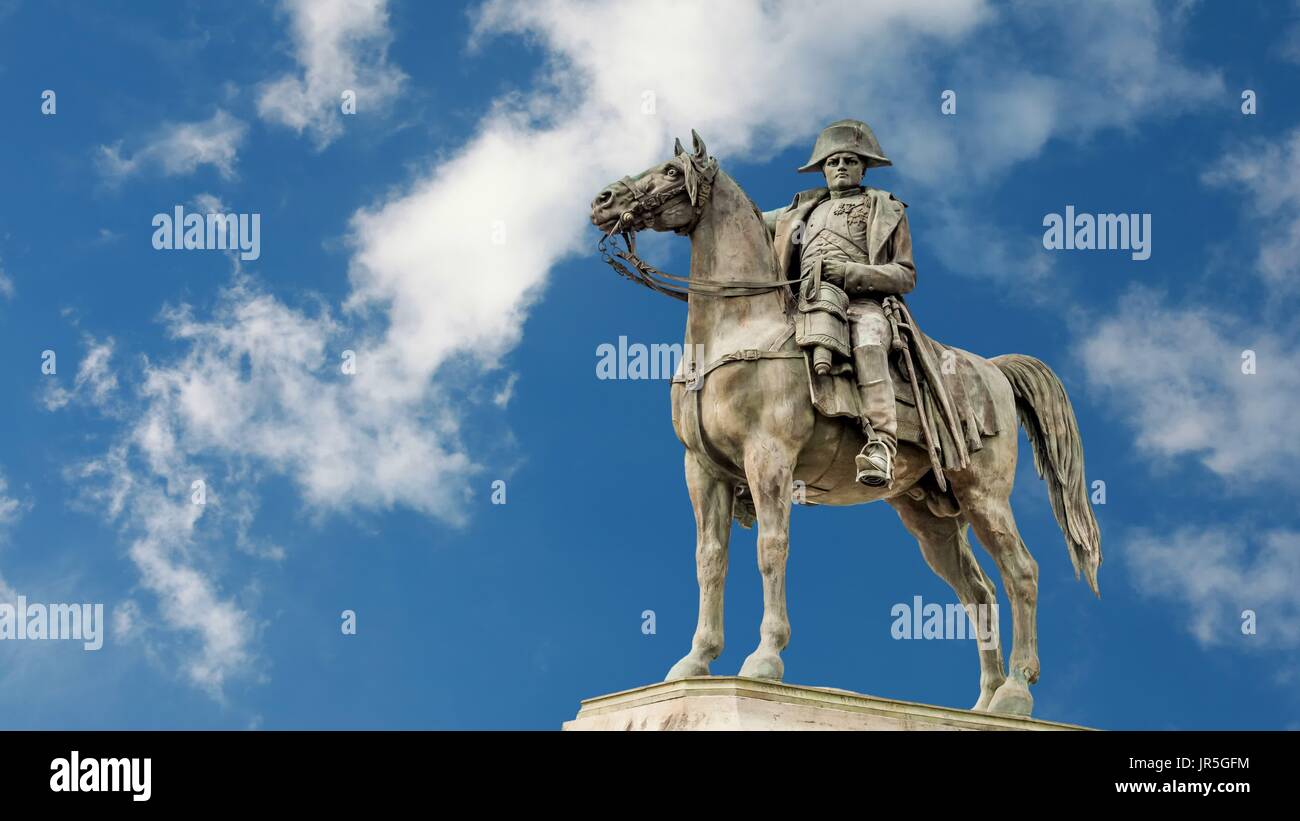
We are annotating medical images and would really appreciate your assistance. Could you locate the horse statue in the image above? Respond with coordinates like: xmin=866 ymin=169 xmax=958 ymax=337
xmin=588 ymin=130 xmax=1101 ymax=716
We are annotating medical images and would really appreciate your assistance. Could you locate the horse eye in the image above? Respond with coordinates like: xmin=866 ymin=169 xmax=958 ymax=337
xmin=665 ymin=167 xmax=678 ymax=177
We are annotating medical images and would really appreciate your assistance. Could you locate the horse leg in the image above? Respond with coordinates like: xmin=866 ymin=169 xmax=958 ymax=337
xmin=737 ymin=444 xmax=794 ymax=681
xmin=960 ymin=494 xmax=1039 ymax=716
xmin=889 ymin=492 xmax=1006 ymax=711
xmin=665 ymin=450 xmax=734 ymax=680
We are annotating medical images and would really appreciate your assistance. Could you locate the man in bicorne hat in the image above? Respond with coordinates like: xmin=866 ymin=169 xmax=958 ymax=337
xmin=763 ymin=119 xmax=914 ymax=487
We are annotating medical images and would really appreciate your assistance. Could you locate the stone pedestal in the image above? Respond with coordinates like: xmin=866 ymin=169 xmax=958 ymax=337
xmin=563 ymin=676 xmax=1090 ymax=731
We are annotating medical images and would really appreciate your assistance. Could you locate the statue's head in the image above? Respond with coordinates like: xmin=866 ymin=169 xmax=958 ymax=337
xmin=821 ymin=151 xmax=866 ymax=193
xmin=798 ymin=119 xmax=891 ymax=190
xmin=591 ymin=130 xmax=718 ymax=236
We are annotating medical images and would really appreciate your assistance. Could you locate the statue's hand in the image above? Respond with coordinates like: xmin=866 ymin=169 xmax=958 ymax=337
xmin=822 ymin=259 xmax=847 ymax=285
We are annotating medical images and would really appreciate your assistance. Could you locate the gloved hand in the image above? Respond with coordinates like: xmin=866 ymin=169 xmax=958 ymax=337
xmin=821 ymin=259 xmax=848 ymax=286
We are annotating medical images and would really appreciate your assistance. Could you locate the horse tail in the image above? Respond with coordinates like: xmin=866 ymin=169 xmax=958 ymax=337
xmin=992 ymin=354 xmax=1102 ymax=596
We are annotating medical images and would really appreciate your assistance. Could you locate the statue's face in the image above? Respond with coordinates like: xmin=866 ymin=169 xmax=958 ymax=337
xmin=822 ymin=151 xmax=865 ymax=192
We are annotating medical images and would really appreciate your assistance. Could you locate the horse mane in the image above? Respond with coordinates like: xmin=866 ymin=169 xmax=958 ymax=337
xmin=712 ymin=166 xmax=791 ymax=310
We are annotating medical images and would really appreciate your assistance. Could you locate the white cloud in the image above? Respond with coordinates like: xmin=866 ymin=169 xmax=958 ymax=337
xmin=493 ymin=373 xmax=518 ymax=409
xmin=1077 ymin=288 xmax=1300 ymax=485
xmin=113 ymin=599 xmax=142 ymax=640
xmin=42 ymin=337 xmax=119 ymax=412
xmin=192 ymin=192 xmax=226 ymax=214
xmin=96 ymin=110 xmax=247 ymax=182
xmin=1081 ymin=123 xmax=1300 ymax=488
xmin=0 ymin=256 xmax=13 ymax=300
xmin=257 ymin=0 xmax=407 ymax=148
xmin=77 ymin=446 xmax=255 ymax=694
xmin=0 ymin=470 xmax=31 ymax=604
xmin=0 ymin=471 xmax=26 ymax=537
xmin=1079 ymin=122 xmax=1300 ymax=679
xmin=1127 ymin=527 xmax=1300 ymax=648
xmin=70 ymin=277 xmax=480 ymax=692
xmin=1204 ymin=127 xmax=1300 ymax=290
xmin=133 ymin=281 xmax=476 ymax=519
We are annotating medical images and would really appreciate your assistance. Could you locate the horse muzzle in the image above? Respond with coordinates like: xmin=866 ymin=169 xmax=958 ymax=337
xmin=591 ymin=203 xmax=643 ymax=234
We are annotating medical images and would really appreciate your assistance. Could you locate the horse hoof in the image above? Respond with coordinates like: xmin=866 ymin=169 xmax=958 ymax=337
xmin=665 ymin=655 xmax=711 ymax=681
xmin=987 ymin=678 xmax=1034 ymax=717
xmin=971 ymin=677 xmax=1005 ymax=712
xmin=738 ymin=651 xmax=784 ymax=681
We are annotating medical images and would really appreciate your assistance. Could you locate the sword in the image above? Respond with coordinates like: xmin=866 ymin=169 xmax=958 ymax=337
xmin=885 ymin=297 xmax=947 ymax=491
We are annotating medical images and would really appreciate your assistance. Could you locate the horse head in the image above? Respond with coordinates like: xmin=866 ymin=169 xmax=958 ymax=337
xmin=590 ymin=130 xmax=719 ymax=237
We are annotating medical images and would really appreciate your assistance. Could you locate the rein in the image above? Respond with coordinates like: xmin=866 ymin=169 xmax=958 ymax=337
xmin=598 ymin=230 xmax=801 ymax=301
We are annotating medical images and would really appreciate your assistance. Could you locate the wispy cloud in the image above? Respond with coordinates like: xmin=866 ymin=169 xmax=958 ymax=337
xmin=1077 ymin=288 xmax=1300 ymax=486
xmin=1077 ymin=115 xmax=1300 ymax=690
xmin=1127 ymin=527 xmax=1300 ymax=648
xmin=0 ymin=470 xmax=32 ymax=603
xmin=42 ymin=337 xmax=120 ymax=412
xmin=0 ymin=471 xmax=26 ymax=538
xmin=96 ymin=109 xmax=248 ymax=182
xmin=1203 ymin=127 xmax=1300 ymax=291
xmin=256 ymin=0 xmax=406 ymax=148
xmin=127 ymin=279 xmax=477 ymax=519
xmin=0 ymin=257 xmax=14 ymax=300
xmin=76 ymin=445 xmax=255 ymax=695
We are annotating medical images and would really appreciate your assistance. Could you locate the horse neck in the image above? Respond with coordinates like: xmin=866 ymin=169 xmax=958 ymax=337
xmin=685 ymin=170 xmax=788 ymax=358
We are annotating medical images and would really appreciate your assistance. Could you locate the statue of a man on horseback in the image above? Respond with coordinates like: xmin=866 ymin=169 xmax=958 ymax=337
xmin=589 ymin=125 xmax=1101 ymax=717
xmin=764 ymin=119 xmax=914 ymax=488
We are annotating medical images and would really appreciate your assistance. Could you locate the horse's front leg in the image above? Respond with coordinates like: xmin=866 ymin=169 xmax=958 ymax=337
xmin=738 ymin=443 xmax=795 ymax=681
xmin=665 ymin=450 xmax=734 ymax=680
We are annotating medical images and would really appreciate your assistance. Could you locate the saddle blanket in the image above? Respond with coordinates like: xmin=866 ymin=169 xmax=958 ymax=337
xmin=806 ymin=340 xmax=1001 ymax=463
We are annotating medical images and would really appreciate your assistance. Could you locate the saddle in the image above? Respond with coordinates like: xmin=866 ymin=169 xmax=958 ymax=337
xmin=725 ymin=325 xmax=1001 ymax=530
xmin=805 ymin=337 xmax=1001 ymax=457
xmin=797 ymin=294 xmax=1001 ymax=481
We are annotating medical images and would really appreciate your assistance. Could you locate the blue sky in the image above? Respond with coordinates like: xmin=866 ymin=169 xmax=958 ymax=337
xmin=0 ymin=0 xmax=1297 ymax=729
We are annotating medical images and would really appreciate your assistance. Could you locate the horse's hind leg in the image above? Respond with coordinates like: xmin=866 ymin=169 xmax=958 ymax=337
xmin=666 ymin=451 xmax=734 ymax=680
xmin=889 ymin=492 xmax=1006 ymax=711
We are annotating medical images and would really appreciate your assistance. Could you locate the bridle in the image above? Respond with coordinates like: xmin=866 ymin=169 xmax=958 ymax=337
xmin=597 ymin=153 xmax=803 ymax=302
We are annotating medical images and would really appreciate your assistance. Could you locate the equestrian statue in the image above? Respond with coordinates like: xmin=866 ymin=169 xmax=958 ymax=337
xmin=589 ymin=120 xmax=1101 ymax=717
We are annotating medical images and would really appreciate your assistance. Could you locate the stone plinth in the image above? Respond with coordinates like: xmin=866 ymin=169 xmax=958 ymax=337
xmin=563 ymin=677 xmax=1090 ymax=731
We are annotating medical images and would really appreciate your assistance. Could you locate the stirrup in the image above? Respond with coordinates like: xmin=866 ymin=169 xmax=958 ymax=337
xmin=855 ymin=441 xmax=894 ymax=488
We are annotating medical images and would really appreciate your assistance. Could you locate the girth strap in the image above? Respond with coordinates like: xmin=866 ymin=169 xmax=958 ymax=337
xmin=672 ymin=324 xmax=799 ymax=486
xmin=671 ymin=325 xmax=799 ymax=386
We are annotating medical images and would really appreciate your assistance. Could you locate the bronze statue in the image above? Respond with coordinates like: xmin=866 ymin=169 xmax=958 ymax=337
xmin=590 ymin=124 xmax=1101 ymax=717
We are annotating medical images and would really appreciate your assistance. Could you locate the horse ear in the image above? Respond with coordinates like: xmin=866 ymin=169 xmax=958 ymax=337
xmin=691 ymin=129 xmax=707 ymax=159
xmin=674 ymin=137 xmax=685 ymax=156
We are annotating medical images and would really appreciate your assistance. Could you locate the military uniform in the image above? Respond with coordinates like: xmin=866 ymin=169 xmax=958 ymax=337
xmin=764 ymin=120 xmax=915 ymax=486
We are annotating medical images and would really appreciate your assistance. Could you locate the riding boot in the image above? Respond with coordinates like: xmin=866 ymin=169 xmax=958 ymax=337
xmin=852 ymin=343 xmax=898 ymax=487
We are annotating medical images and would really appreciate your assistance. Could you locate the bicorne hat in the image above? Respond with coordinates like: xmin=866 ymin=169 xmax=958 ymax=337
xmin=798 ymin=119 xmax=891 ymax=173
